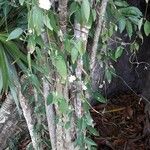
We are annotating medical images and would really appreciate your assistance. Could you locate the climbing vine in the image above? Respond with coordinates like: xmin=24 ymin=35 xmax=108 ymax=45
xmin=0 ymin=0 xmax=150 ymax=149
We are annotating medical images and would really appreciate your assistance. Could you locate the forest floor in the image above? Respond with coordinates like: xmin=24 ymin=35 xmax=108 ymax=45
xmin=18 ymin=93 xmax=150 ymax=150
xmin=91 ymin=93 xmax=150 ymax=150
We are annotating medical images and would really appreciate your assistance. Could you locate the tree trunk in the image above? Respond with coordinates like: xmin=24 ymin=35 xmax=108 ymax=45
xmin=0 ymin=94 xmax=28 ymax=150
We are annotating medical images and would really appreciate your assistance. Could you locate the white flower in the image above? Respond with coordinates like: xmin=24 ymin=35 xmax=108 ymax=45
xmin=28 ymin=29 xmax=33 ymax=34
xmin=99 ymin=84 xmax=103 ymax=89
xmin=68 ymin=75 xmax=76 ymax=83
xmin=82 ymin=84 xmax=87 ymax=91
xmin=81 ymin=81 xmax=87 ymax=91
xmin=39 ymin=0 xmax=52 ymax=10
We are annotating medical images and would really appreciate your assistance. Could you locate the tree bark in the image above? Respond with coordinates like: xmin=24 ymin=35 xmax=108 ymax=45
xmin=18 ymin=86 xmax=42 ymax=150
xmin=90 ymin=0 xmax=109 ymax=79
xmin=0 ymin=94 xmax=29 ymax=150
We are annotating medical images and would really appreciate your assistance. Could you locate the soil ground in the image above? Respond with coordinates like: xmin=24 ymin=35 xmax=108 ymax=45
xmin=91 ymin=93 xmax=150 ymax=150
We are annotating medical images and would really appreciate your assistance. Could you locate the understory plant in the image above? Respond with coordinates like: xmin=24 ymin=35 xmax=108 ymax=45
xmin=0 ymin=0 xmax=150 ymax=149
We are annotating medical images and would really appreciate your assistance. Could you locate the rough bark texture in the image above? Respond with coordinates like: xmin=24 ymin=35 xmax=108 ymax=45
xmin=0 ymin=94 xmax=27 ymax=150
xmin=59 ymin=0 xmax=68 ymax=33
xmin=18 ymin=88 xmax=42 ymax=150
xmin=90 ymin=0 xmax=109 ymax=72
xmin=43 ymin=78 xmax=57 ymax=150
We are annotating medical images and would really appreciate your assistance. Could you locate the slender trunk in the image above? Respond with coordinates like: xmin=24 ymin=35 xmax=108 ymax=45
xmin=90 ymin=0 xmax=109 ymax=77
xmin=18 ymin=86 xmax=42 ymax=150
xmin=53 ymin=0 xmax=75 ymax=149
xmin=43 ymin=78 xmax=57 ymax=150
xmin=74 ymin=22 xmax=89 ymax=118
xmin=41 ymin=32 xmax=57 ymax=150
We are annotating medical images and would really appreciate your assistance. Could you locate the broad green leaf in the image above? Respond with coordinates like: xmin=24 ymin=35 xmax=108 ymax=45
xmin=19 ymin=0 xmax=25 ymax=5
xmin=65 ymin=39 xmax=72 ymax=53
xmin=47 ymin=93 xmax=54 ymax=105
xmin=85 ymin=113 xmax=93 ymax=126
xmin=128 ymin=16 xmax=139 ymax=25
xmin=114 ymin=1 xmax=129 ymax=7
xmin=27 ymin=36 xmax=36 ymax=54
xmin=119 ymin=7 xmax=142 ymax=17
xmin=59 ymin=99 xmax=69 ymax=113
xmin=49 ymin=11 xmax=59 ymax=32
xmin=81 ymin=0 xmax=90 ymax=22
xmin=85 ymin=137 xmax=97 ymax=146
xmin=93 ymin=91 xmax=106 ymax=103
xmin=8 ymin=62 xmax=21 ymax=114
xmin=130 ymin=42 xmax=140 ymax=52
xmin=138 ymin=18 xmax=143 ymax=31
xmin=115 ymin=46 xmax=124 ymax=59
xmin=126 ymin=20 xmax=133 ymax=38
xmin=32 ymin=6 xmax=44 ymax=35
xmin=75 ymin=40 xmax=86 ymax=56
xmin=29 ymin=74 xmax=41 ymax=90
xmin=43 ymin=15 xmax=53 ymax=30
xmin=105 ymin=69 xmax=112 ymax=83
xmin=109 ymin=24 xmax=114 ymax=37
xmin=144 ymin=20 xmax=150 ymax=36
xmin=10 ymin=85 xmax=21 ymax=114
xmin=69 ymin=1 xmax=79 ymax=18
xmin=71 ymin=47 xmax=78 ymax=64
xmin=118 ymin=17 xmax=126 ymax=33
xmin=55 ymin=55 xmax=67 ymax=80
xmin=7 ymin=28 xmax=23 ymax=41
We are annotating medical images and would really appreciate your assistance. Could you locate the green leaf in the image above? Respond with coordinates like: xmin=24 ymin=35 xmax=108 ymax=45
xmin=19 ymin=0 xmax=25 ymax=5
xmin=59 ymin=99 xmax=69 ymax=113
xmin=7 ymin=28 xmax=23 ymax=41
xmin=85 ymin=137 xmax=97 ymax=146
xmin=114 ymin=1 xmax=129 ymax=7
xmin=81 ymin=0 xmax=90 ymax=22
xmin=138 ymin=18 xmax=143 ymax=31
xmin=128 ymin=16 xmax=139 ymax=25
xmin=115 ymin=46 xmax=124 ymax=59
xmin=32 ymin=6 xmax=44 ymax=35
xmin=93 ymin=91 xmax=106 ymax=103
xmin=0 ymin=44 xmax=9 ymax=91
xmin=92 ymin=9 xmax=96 ymax=21
xmin=119 ymin=7 xmax=142 ymax=17
xmin=29 ymin=74 xmax=41 ymax=90
xmin=0 ymin=70 xmax=3 ymax=93
xmin=105 ymin=69 xmax=112 ymax=83
xmin=126 ymin=20 xmax=133 ymax=38
xmin=85 ymin=113 xmax=93 ymax=126
xmin=71 ymin=47 xmax=78 ymax=64
xmin=47 ymin=93 xmax=54 ymax=105
xmin=109 ymin=24 xmax=114 ymax=37
xmin=144 ymin=20 xmax=150 ymax=36
xmin=87 ymin=126 xmax=99 ymax=136
xmin=118 ymin=17 xmax=126 ymax=33
xmin=75 ymin=40 xmax=85 ymax=56
xmin=55 ymin=55 xmax=67 ymax=80
xmin=69 ymin=1 xmax=79 ymax=18
xmin=49 ymin=11 xmax=59 ymax=32
xmin=43 ymin=15 xmax=53 ymax=30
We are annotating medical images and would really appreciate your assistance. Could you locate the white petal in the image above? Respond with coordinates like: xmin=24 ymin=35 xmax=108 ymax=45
xmin=39 ymin=0 xmax=52 ymax=10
